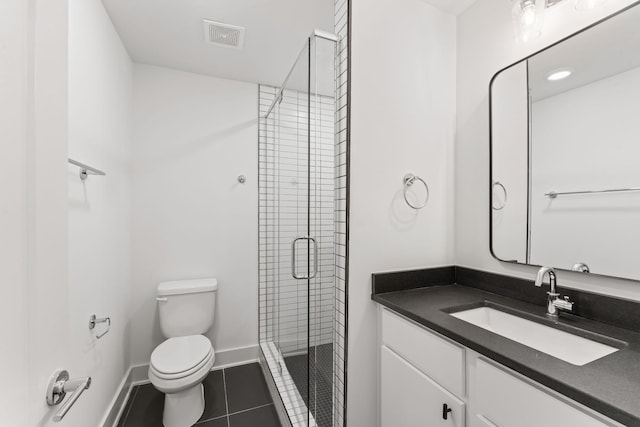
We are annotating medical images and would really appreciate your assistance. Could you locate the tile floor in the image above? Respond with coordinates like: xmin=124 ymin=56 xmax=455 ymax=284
xmin=117 ymin=363 xmax=282 ymax=427
xmin=285 ymin=344 xmax=334 ymax=427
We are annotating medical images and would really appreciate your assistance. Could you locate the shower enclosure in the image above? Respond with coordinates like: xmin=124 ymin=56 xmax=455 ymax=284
xmin=258 ymin=31 xmax=345 ymax=427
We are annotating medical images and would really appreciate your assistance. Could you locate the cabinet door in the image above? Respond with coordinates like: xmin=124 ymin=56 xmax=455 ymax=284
xmin=474 ymin=358 xmax=609 ymax=427
xmin=382 ymin=308 xmax=465 ymax=396
xmin=381 ymin=345 xmax=465 ymax=427
xmin=474 ymin=415 xmax=498 ymax=427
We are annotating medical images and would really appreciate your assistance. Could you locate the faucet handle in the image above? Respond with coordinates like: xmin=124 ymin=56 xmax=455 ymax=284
xmin=553 ymin=295 xmax=574 ymax=312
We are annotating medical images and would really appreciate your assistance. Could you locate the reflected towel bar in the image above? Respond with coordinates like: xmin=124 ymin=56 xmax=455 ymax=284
xmin=545 ymin=187 xmax=640 ymax=198
xmin=68 ymin=158 xmax=106 ymax=181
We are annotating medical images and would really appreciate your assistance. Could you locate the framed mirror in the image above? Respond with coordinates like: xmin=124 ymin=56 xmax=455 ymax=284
xmin=490 ymin=2 xmax=640 ymax=281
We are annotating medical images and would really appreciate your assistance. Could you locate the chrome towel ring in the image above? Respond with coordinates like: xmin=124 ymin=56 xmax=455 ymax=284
xmin=492 ymin=181 xmax=507 ymax=210
xmin=403 ymin=173 xmax=429 ymax=210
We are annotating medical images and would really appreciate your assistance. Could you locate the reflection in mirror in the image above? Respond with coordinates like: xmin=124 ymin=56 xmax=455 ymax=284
xmin=490 ymin=2 xmax=640 ymax=281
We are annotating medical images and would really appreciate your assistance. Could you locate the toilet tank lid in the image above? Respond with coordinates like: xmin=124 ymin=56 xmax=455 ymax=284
xmin=157 ymin=278 xmax=218 ymax=296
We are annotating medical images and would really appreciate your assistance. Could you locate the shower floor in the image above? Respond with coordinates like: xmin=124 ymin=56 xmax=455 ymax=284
xmin=284 ymin=344 xmax=334 ymax=427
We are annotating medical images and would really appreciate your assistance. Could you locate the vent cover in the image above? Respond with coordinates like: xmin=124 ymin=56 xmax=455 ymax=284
xmin=203 ymin=19 xmax=245 ymax=49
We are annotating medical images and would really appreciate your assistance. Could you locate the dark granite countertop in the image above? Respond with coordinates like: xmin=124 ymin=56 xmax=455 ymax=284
xmin=372 ymin=274 xmax=640 ymax=426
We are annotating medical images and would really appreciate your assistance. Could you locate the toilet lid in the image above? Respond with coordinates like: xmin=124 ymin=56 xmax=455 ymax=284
xmin=151 ymin=335 xmax=213 ymax=375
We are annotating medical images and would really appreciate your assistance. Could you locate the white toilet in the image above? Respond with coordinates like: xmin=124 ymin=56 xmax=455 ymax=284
xmin=148 ymin=278 xmax=218 ymax=427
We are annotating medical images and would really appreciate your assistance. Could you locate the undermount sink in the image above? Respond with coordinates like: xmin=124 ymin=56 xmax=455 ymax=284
xmin=450 ymin=306 xmax=619 ymax=366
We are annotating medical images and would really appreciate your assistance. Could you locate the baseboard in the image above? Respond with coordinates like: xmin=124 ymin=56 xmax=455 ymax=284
xmin=101 ymin=345 xmax=260 ymax=426
xmin=130 ymin=344 xmax=260 ymax=386
xmin=213 ymin=344 xmax=259 ymax=369
xmin=100 ymin=367 xmax=134 ymax=427
xmin=130 ymin=363 xmax=150 ymax=385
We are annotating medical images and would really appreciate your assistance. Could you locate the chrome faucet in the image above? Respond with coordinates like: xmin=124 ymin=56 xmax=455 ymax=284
xmin=534 ymin=267 xmax=574 ymax=317
xmin=572 ymin=262 xmax=590 ymax=273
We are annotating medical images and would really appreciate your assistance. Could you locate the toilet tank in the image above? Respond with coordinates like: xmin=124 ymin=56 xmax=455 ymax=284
xmin=156 ymin=278 xmax=217 ymax=338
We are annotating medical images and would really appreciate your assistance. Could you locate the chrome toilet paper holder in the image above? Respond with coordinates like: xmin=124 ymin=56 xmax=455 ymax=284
xmin=88 ymin=314 xmax=111 ymax=339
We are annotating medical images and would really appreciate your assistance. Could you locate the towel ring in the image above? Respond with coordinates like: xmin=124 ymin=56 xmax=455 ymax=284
xmin=492 ymin=181 xmax=507 ymax=211
xmin=403 ymin=173 xmax=429 ymax=210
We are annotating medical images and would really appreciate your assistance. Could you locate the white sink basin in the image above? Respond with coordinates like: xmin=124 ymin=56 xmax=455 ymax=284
xmin=450 ymin=306 xmax=619 ymax=366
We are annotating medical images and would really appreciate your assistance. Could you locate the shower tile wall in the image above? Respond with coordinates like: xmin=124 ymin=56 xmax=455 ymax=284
xmin=258 ymin=85 xmax=335 ymax=353
xmin=333 ymin=0 xmax=349 ymax=425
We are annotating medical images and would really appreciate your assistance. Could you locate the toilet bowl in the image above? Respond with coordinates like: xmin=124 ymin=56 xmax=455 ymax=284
xmin=149 ymin=335 xmax=215 ymax=427
xmin=148 ymin=278 xmax=218 ymax=427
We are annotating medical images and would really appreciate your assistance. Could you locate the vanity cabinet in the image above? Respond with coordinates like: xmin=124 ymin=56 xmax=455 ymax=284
xmin=381 ymin=346 xmax=465 ymax=427
xmin=379 ymin=308 xmax=620 ymax=427
xmin=473 ymin=358 xmax=608 ymax=427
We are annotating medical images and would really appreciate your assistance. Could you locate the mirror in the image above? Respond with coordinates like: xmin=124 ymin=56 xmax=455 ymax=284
xmin=490 ymin=2 xmax=640 ymax=281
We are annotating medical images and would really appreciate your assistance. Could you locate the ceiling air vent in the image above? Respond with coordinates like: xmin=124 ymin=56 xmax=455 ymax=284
xmin=203 ymin=19 xmax=245 ymax=49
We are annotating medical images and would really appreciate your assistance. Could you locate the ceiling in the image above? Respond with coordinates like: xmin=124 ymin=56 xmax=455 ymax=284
xmin=421 ymin=0 xmax=478 ymax=15
xmin=529 ymin=4 xmax=640 ymax=101
xmin=102 ymin=0 xmax=334 ymax=87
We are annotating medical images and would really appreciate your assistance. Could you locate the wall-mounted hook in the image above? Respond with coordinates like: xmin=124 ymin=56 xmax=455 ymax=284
xmin=237 ymin=175 xmax=246 ymax=184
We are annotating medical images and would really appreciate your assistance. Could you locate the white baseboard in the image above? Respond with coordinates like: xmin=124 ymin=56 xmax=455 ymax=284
xmin=213 ymin=344 xmax=259 ymax=370
xmin=131 ymin=344 xmax=260 ymax=387
xmin=101 ymin=344 xmax=259 ymax=426
xmin=130 ymin=363 xmax=150 ymax=385
xmin=100 ymin=367 xmax=134 ymax=427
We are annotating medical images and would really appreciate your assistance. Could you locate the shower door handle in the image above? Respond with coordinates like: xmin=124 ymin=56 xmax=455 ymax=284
xmin=291 ymin=236 xmax=318 ymax=280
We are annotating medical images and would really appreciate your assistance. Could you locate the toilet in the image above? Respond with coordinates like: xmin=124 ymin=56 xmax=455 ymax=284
xmin=148 ymin=278 xmax=217 ymax=427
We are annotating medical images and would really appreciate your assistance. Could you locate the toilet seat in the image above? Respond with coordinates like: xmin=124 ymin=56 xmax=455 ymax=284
xmin=150 ymin=335 xmax=214 ymax=380
xmin=149 ymin=335 xmax=215 ymax=394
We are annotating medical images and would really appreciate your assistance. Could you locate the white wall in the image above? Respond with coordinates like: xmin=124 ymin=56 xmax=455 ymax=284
xmin=67 ymin=1 xmax=133 ymax=426
xmin=530 ymin=66 xmax=640 ymax=280
xmin=348 ymin=0 xmax=457 ymax=425
xmin=0 ymin=0 xmax=30 ymax=424
xmin=25 ymin=0 xmax=72 ymax=425
xmin=131 ymin=64 xmax=259 ymax=366
xmin=455 ymin=0 xmax=640 ymax=299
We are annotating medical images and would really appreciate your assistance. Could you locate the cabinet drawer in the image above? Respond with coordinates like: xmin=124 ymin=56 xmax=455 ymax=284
xmin=381 ymin=345 xmax=465 ymax=427
xmin=382 ymin=308 xmax=465 ymax=396
xmin=475 ymin=358 xmax=610 ymax=427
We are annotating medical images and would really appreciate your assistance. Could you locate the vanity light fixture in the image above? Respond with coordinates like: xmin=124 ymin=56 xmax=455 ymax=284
xmin=546 ymin=68 xmax=573 ymax=81
xmin=512 ymin=0 xmax=604 ymax=43
xmin=575 ymin=0 xmax=608 ymax=10
xmin=512 ymin=0 xmax=547 ymax=43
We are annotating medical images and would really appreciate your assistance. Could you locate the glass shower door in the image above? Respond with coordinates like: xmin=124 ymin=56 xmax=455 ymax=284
xmin=264 ymin=39 xmax=312 ymax=426
xmin=260 ymin=33 xmax=337 ymax=427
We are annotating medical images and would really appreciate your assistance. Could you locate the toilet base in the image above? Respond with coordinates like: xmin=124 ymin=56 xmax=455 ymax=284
xmin=162 ymin=383 xmax=205 ymax=427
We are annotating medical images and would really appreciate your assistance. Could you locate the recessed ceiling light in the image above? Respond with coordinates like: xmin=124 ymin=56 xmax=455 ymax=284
xmin=546 ymin=69 xmax=573 ymax=81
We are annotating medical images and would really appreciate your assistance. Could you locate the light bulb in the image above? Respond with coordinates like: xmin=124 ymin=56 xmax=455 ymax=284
xmin=521 ymin=1 xmax=536 ymax=26
xmin=512 ymin=0 xmax=545 ymax=43
xmin=546 ymin=69 xmax=573 ymax=81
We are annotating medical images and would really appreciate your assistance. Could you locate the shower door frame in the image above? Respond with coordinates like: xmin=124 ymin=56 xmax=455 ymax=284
xmin=258 ymin=32 xmax=342 ymax=427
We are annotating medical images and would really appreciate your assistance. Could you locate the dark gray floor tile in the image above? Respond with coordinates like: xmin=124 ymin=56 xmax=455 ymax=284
xmin=285 ymin=344 xmax=334 ymax=427
xmin=117 ymin=386 xmax=139 ymax=427
xmin=229 ymin=405 xmax=280 ymax=427
xmin=197 ymin=415 xmax=229 ymax=427
xmin=199 ymin=370 xmax=227 ymax=422
xmin=121 ymin=383 xmax=164 ymax=427
xmin=224 ymin=363 xmax=272 ymax=413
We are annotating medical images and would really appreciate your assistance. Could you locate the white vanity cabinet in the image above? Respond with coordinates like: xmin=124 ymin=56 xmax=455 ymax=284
xmin=378 ymin=307 xmax=622 ymax=427
xmin=381 ymin=346 xmax=465 ymax=427
xmin=380 ymin=308 xmax=467 ymax=427
xmin=471 ymin=358 xmax=611 ymax=427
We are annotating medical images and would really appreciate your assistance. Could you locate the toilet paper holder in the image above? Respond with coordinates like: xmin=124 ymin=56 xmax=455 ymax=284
xmin=88 ymin=314 xmax=111 ymax=339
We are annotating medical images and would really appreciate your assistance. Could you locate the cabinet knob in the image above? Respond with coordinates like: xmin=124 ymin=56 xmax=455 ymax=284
xmin=442 ymin=403 xmax=452 ymax=420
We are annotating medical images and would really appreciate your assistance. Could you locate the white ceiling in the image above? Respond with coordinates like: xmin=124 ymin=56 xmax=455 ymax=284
xmin=420 ymin=0 xmax=478 ymax=15
xmin=102 ymin=0 xmax=334 ymax=87
xmin=529 ymin=4 xmax=640 ymax=101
